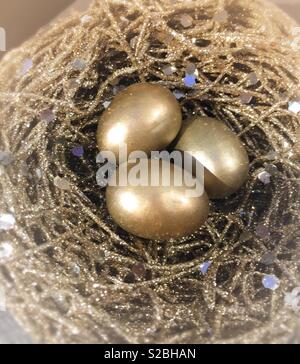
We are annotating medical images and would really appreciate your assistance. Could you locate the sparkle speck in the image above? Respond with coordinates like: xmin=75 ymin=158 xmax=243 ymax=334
xmin=180 ymin=14 xmax=193 ymax=28
xmin=200 ymin=261 xmax=212 ymax=275
xmin=0 ymin=213 xmax=16 ymax=231
xmin=71 ymin=146 xmax=84 ymax=158
xmin=240 ymin=92 xmax=253 ymax=104
xmin=54 ymin=176 xmax=71 ymax=191
xmin=0 ymin=242 xmax=13 ymax=260
xmin=21 ymin=58 xmax=33 ymax=75
xmin=72 ymin=59 xmax=86 ymax=71
xmin=262 ymin=274 xmax=280 ymax=290
xmin=40 ymin=108 xmax=55 ymax=123
xmin=288 ymin=101 xmax=300 ymax=114
xmin=184 ymin=74 xmax=196 ymax=88
xmin=258 ymin=170 xmax=271 ymax=185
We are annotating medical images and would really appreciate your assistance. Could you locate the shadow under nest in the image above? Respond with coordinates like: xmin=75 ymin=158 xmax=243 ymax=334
xmin=0 ymin=0 xmax=300 ymax=344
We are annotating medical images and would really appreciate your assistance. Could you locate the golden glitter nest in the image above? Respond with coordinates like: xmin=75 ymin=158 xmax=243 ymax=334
xmin=0 ymin=0 xmax=300 ymax=343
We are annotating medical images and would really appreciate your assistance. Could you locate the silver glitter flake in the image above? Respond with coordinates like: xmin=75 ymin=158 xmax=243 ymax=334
xmin=54 ymin=176 xmax=71 ymax=191
xmin=81 ymin=15 xmax=93 ymax=24
xmin=103 ymin=101 xmax=111 ymax=109
xmin=180 ymin=14 xmax=193 ymax=28
xmin=184 ymin=74 xmax=196 ymax=88
xmin=185 ymin=62 xmax=196 ymax=75
xmin=265 ymin=150 xmax=279 ymax=161
xmin=50 ymin=292 xmax=71 ymax=314
xmin=35 ymin=168 xmax=43 ymax=179
xmin=262 ymin=274 xmax=280 ymax=290
xmin=248 ymin=72 xmax=258 ymax=85
xmin=0 ymin=242 xmax=13 ymax=261
xmin=0 ymin=150 xmax=13 ymax=166
xmin=240 ymin=92 xmax=253 ymax=104
xmin=260 ymin=251 xmax=276 ymax=265
xmin=200 ymin=261 xmax=212 ymax=275
xmin=113 ymin=84 xmax=126 ymax=96
xmin=98 ymin=250 xmax=106 ymax=265
xmin=130 ymin=36 xmax=138 ymax=49
xmin=72 ymin=59 xmax=87 ymax=71
xmin=213 ymin=10 xmax=229 ymax=22
xmin=288 ymin=101 xmax=300 ymax=114
xmin=163 ymin=65 xmax=176 ymax=76
xmin=284 ymin=287 xmax=300 ymax=312
xmin=69 ymin=263 xmax=81 ymax=277
xmin=173 ymin=90 xmax=185 ymax=100
xmin=258 ymin=170 xmax=271 ymax=185
xmin=0 ymin=213 xmax=16 ymax=231
xmin=65 ymin=78 xmax=79 ymax=95
xmin=21 ymin=58 xmax=33 ymax=75
xmin=40 ymin=108 xmax=55 ymax=123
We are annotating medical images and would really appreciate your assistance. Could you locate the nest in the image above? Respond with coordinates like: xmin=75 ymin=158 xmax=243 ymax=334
xmin=0 ymin=0 xmax=300 ymax=343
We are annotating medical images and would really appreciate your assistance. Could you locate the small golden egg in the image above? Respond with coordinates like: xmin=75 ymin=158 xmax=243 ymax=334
xmin=106 ymin=159 xmax=209 ymax=240
xmin=175 ymin=117 xmax=249 ymax=199
xmin=97 ymin=83 xmax=182 ymax=162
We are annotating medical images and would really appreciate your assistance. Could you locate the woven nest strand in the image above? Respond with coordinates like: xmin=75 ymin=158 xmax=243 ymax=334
xmin=0 ymin=0 xmax=300 ymax=343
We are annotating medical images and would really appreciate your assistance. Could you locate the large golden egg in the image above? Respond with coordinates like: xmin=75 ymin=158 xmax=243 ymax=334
xmin=106 ymin=159 xmax=209 ymax=240
xmin=97 ymin=83 xmax=182 ymax=162
xmin=175 ymin=117 xmax=249 ymax=199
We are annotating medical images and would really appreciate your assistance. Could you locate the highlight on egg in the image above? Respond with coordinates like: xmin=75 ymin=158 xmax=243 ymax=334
xmin=106 ymin=159 xmax=209 ymax=240
xmin=175 ymin=116 xmax=249 ymax=199
xmin=97 ymin=83 xmax=182 ymax=163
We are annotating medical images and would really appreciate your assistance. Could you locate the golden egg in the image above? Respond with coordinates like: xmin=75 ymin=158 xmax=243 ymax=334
xmin=106 ymin=159 xmax=209 ymax=240
xmin=97 ymin=83 xmax=182 ymax=162
xmin=175 ymin=117 xmax=249 ymax=199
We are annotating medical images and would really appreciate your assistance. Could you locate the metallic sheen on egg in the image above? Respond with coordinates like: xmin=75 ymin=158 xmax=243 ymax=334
xmin=97 ymin=83 xmax=182 ymax=162
xmin=106 ymin=160 xmax=209 ymax=240
xmin=175 ymin=117 xmax=249 ymax=199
